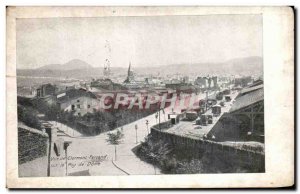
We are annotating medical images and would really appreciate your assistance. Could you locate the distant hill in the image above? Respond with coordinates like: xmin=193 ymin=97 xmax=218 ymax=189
xmin=17 ymin=56 xmax=263 ymax=79
xmin=134 ymin=56 xmax=263 ymax=76
xmin=37 ymin=59 xmax=93 ymax=71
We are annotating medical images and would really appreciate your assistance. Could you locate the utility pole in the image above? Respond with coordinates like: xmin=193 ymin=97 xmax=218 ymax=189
xmin=135 ymin=124 xmax=138 ymax=144
xmin=64 ymin=141 xmax=72 ymax=176
xmin=146 ymin=120 xmax=149 ymax=135
xmin=163 ymin=110 xmax=166 ymax=121
xmin=158 ymin=109 xmax=161 ymax=131
xmin=45 ymin=127 xmax=52 ymax=177
xmin=206 ymin=90 xmax=208 ymax=112
xmin=204 ymin=76 xmax=210 ymax=112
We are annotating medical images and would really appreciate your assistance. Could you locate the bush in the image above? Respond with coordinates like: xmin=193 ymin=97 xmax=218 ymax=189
xmin=18 ymin=105 xmax=41 ymax=130
xmin=160 ymin=156 xmax=178 ymax=172
xmin=175 ymin=159 xmax=204 ymax=174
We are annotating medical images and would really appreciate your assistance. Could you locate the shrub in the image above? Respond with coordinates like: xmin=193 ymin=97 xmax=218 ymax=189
xmin=18 ymin=105 xmax=41 ymax=130
xmin=160 ymin=156 xmax=178 ymax=172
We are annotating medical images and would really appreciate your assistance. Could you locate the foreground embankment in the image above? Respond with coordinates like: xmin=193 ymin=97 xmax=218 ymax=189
xmin=134 ymin=122 xmax=264 ymax=174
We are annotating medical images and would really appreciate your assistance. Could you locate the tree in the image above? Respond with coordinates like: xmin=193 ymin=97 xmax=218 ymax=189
xmin=45 ymin=104 xmax=61 ymax=120
xmin=17 ymin=105 xmax=41 ymax=130
xmin=66 ymin=111 xmax=76 ymax=123
xmin=106 ymin=129 xmax=124 ymax=161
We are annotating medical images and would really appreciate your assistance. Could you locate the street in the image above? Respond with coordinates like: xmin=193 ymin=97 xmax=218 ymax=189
xmin=49 ymin=91 xmax=211 ymax=176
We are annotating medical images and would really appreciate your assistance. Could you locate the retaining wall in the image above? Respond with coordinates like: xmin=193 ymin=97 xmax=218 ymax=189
xmin=18 ymin=127 xmax=49 ymax=164
xmin=150 ymin=125 xmax=265 ymax=172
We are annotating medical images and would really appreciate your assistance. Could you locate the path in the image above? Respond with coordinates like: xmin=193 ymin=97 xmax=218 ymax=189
xmin=49 ymin=91 xmax=212 ymax=176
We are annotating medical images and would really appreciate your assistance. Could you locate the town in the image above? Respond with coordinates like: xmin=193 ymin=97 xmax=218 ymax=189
xmin=17 ymin=59 xmax=264 ymax=176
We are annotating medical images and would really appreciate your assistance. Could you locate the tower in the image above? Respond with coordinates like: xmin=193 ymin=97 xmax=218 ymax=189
xmin=124 ymin=62 xmax=134 ymax=83
xmin=127 ymin=62 xmax=135 ymax=80
xmin=212 ymin=76 xmax=218 ymax=89
xmin=128 ymin=62 xmax=131 ymax=77
xmin=103 ymin=40 xmax=111 ymax=79
xmin=103 ymin=59 xmax=110 ymax=79
xmin=205 ymin=75 xmax=212 ymax=89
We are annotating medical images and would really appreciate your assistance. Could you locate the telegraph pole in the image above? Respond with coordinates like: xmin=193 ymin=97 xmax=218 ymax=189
xmin=206 ymin=90 xmax=208 ymax=112
xmin=64 ymin=141 xmax=72 ymax=176
xmin=158 ymin=109 xmax=161 ymax=131
xmin=44 ymin=125 xmax=53 ymax=177
xmin=135 ymin=124 xmax=138 ymax=144
xmin=146 ymin=120 xmax=149 ymax=135
xmin=204 ymin=75 xmax=212 ymax=112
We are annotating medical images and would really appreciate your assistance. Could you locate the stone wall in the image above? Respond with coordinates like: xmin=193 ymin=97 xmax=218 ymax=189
xmin=18 ymin=127 xmax=49 ymax=164
xmin=150 ymin=125 xmax=265 ymax=172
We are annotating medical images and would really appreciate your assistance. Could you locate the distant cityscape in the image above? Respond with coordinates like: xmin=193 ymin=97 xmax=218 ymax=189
xmin=16 ymin=13 xmax=264 ymax=177
xmin=17 ymin=57 xmax=264 ymax=176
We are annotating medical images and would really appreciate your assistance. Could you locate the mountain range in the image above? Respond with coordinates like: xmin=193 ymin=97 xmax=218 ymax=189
xmin=17 ymin=56 xmax=263 ymax=78
xmin=37 ymin=59 xmax=93 ymax=71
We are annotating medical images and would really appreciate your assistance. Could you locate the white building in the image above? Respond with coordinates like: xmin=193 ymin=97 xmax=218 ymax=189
xmin=56 ymin=88 xmax=99 ymax=116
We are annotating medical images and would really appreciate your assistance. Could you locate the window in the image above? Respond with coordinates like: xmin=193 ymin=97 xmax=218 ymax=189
xmin=77 ymin=104 xmax=80 ymax=109
xmin=87 ymin=104 xmax=91 ymax=108
xmin=71 ymin=105 xmax=75 ymax=110
xmin=77 ymin=99 xmax=80 ymax=102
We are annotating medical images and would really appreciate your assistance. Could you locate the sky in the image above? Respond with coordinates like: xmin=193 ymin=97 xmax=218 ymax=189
xmin=17 ymin=15 xmax=262 ymax=69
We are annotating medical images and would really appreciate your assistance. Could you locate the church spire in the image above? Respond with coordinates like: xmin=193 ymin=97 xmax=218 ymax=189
xmin=128 ymin=62 xmax=131 ymax=76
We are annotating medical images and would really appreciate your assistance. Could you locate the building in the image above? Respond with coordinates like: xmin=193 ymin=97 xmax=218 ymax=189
xmin=165 ymin=78 xmax=196 ymax=94
xmin=144 ymin=77 xmax=165 ymax=88
xmin=207 ymin=77 xmax=212 ymax=89
xmin=56 ymin=88 xmax=99 ymax=116
xmin=194 ymin=77 xmax=207 ymax=88
xmin=182 ymin=76 xmax=189 ymax=84
xmin=208 ymin=81 xmax=264 ymax=142
xmin=194 ymin=76 xmax=218 ymax=89
xmin=123 ymin=62 xmax=135 ymax=84
xmin=229 ymin=82 xmax=264 ymax=138
xmin=122 ymin=62 xmax=148 ymax=89
xmin=212 ymin=76 xmax=218 ymax=89
xmin=91 ymin=78 xmax=114 ymax=90
xmin=17 ymin=86 xmax=37 ymax=98
xmin=234 ymin=76 xmax=253 ymax=87
xmin=36 ymin=84 xmax=57 ymax=98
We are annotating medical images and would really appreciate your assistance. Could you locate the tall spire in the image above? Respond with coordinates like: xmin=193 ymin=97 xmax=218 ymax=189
xmin=128 ymin=62 xmax=131 ymax=76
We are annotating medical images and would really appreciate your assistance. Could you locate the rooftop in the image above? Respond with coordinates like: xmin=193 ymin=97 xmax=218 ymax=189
xmin=239 ymin=84 xmax=263 ymax=95
xmin=230 ymin=86 xmax=263 ymax=113
xmin=56 ymin=88 xmax=97 ymax=104
xmin=153 ymin=88 xmax=264 ymax=152
xmin=162 ymin=91 xmax=239 ymax=140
